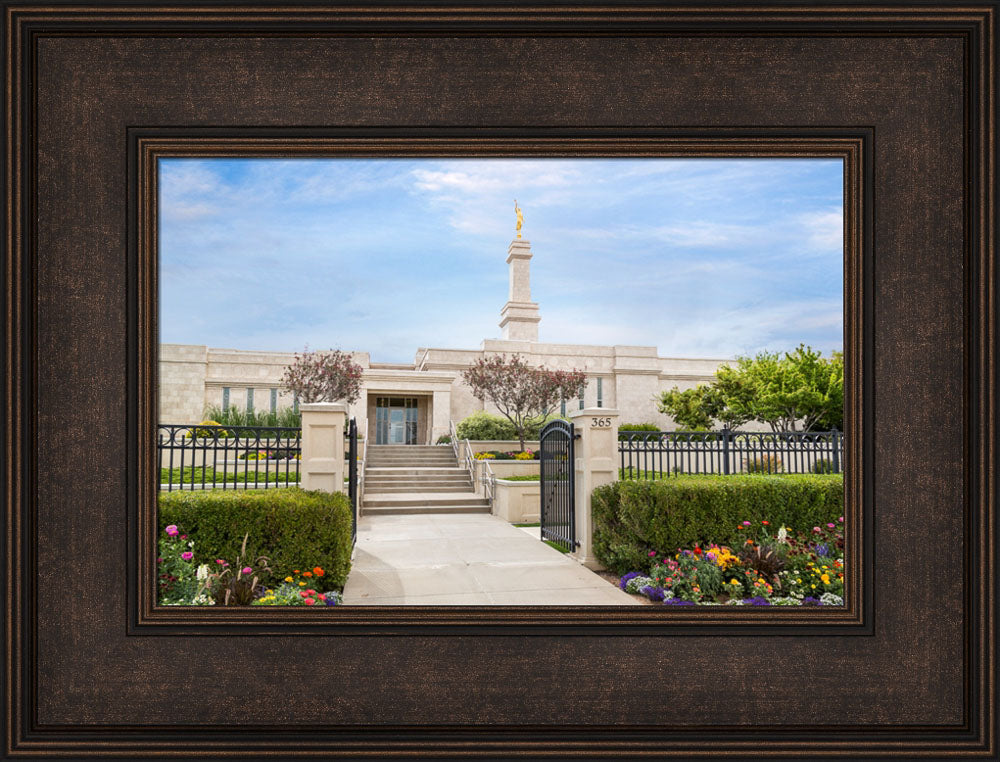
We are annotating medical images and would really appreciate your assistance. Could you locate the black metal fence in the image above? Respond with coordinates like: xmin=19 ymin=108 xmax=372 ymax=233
xmin=619 ymin=428 xmax=843 ymax=480
xmin=347 ymin=417 xmax=358 ymax=544
xmin=540 ymin=419 xmax=577 ymax=552
xmin=158 ymin=424 xmax=302 ymax=491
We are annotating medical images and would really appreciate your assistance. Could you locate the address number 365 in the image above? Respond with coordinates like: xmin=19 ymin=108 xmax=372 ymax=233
xmin=590 ymin=417 xmax=613 ymax=428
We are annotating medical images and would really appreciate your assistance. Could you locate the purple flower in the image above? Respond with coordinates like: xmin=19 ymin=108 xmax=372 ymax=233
xmin=663 ymin=598 xmax=695 ymax=606
xmin=165 ymin=525 xmax=179 ymax=537
xmin=618 ymin=571 xmax=643 ymax=591
xmin=801 ymin=596 xmax=822 ymax=606
xmin=180 ymin=551 xmax=193 ymax=560
xmin=742 ymin=521 xmax=751 ymax=527
xmin=639 ymin=585 xmax=666 ymax=602
xmin=742 ymin=596 xmax=771 ymax=606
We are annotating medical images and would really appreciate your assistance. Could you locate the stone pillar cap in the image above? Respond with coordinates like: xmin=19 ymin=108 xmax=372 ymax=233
xmin=568 ymin=407 xmax=620 ymax=419
xmin=299 ymin=401 xmax=348 ymax=413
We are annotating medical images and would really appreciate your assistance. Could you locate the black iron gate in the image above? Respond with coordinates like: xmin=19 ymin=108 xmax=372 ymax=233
xmin=539 ymin=419 xmax=577 ymax=552
xmin=347 ymin=417 xmax=358 ymax=545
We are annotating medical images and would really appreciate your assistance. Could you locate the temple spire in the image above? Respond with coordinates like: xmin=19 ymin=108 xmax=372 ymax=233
xmin=499 ymin=238 xmax=540 ymax=342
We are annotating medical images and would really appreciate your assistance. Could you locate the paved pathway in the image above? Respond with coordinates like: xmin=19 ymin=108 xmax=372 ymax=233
xmin=342 ymin=513 xmax=639 ymax=605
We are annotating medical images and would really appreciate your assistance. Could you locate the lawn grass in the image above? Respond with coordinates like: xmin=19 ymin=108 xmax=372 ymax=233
xmin=160 ymin=466 xmax=299 ymax=485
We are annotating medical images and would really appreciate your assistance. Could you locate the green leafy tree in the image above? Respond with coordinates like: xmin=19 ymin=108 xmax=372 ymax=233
xmin=656 ymin=385 xmax=715 ymax=430
xmin=657 ymin=345 xmax=843 ymax=432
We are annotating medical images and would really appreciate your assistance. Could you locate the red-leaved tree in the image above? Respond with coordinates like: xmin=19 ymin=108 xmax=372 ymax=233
xmin=281 ymin=347 xmax=363 ymax=405
xmin=461 ymin=354 xmax=587 ymax=451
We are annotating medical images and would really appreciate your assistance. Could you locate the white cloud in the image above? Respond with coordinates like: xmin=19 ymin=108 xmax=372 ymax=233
xmin=798 ymin=209 xmax=844 ymax=251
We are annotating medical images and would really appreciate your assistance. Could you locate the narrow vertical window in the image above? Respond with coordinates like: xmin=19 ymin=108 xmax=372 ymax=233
xmin=560 ymin=398 xmax=566 ymax=418
xmin=270 ymin=388 xmax=277 ymax=413
xmin=597 ymin=378 xmax=603 ymax=408
xmin=222 ymin=387 xmax=230 ymax=411
xmin=293 ymin=393 xmax=299 ymax=413
xmin=246 ymin=387 xmax=254 ymax=412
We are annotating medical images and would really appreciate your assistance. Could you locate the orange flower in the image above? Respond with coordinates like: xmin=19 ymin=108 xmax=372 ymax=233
xmin=293 ymin=570 xmax=300 ymax=574
xmin=303 ymin=571 xmax=312 ymax=577
xmin=313 ymin=567 xmax=324 ymax=576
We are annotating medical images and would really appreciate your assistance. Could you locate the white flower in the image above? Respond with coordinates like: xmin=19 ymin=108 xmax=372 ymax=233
xmin=196 ymin=564 xmax=209 ymax=581
xmin=777 ymin=526 xmax=788 ymax=543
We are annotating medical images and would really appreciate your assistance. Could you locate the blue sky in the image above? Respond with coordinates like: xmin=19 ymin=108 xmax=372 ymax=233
xmin=159 ymin=158 xmax=843 ymax=363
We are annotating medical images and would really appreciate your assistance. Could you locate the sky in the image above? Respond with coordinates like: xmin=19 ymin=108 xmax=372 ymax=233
xmin=159 ymin=157 xmax=843 ymax=363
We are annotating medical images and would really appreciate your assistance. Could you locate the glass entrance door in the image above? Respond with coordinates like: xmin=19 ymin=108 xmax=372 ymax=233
xmin=375 ymin=397 xmax=419 ymax=444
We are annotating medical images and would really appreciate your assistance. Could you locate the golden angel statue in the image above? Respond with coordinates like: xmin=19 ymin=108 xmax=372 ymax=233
xmin=514 ymin=200 xmax=523 ymax=239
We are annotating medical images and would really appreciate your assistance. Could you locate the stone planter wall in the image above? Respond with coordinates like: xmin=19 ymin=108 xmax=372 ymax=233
xmin=472 ymin=459 xmax=539 ymax=495
xmin=492 ymin=479 xmax=541 ymax=524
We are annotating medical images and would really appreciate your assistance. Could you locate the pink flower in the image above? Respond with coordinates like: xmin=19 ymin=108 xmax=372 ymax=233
xmin=838 ymin=516 xmax=844 ymax=522
xmin=165 ymin=525 xmax=179 ymax=536
xmin=216 ymin=559 xmax=226 ymax=564
xmin=304 ymin=598 xmax=315 ymax=605
xmin=241 ymin=566 xmax=252 ymax=575
xmin=826 ymin=523 xmax=835 ymax=529
xmin=180 ymin=551 xmax=193 ymax=560
xmin=156 ymin=558 xmax=163 ymax=564
xmin=813 ymin=527 xmax=822 ymax=533
xmin=180 ymin=534 xmax=187 ymax=539
xmin=742 ymin=521 xmax=751 ymax=526
xmin=648 ymin=551 xmax=656 ymax=557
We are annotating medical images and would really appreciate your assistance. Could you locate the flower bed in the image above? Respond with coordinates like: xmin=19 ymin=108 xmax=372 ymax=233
xmin=158 ymin=488 xmax=353 ymax=601
xmin=592 ymin=474 xmax=843 ymax=574
xmin=157 ymin=523 xmax=342 ymax=606
xmin=617 ymin=519 xmax=845 ymax=606
xmin=474 ymin=449 xmax=539 ymax=460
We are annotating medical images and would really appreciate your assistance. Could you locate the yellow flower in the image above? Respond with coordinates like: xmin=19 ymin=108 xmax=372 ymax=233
xmin=284 ymin=576 xmax=293 ymax=582
xmin=298 ymin=582 xmax=306 ymax=587
xmin=811 ymin=584 xmax=817 ymax=589
xmin=821 ymin=574 xmax=830 ymax=584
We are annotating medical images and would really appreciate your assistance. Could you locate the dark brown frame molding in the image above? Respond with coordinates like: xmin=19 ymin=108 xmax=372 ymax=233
xmin=4 ymin=3 xmax=996 ymax=759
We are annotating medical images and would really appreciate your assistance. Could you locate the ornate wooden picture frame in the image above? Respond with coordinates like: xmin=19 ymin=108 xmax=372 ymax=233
xmin=3 ymin=3 xmax=995 ymax=759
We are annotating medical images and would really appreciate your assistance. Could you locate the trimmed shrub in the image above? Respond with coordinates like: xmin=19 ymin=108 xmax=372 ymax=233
xmin=618 ymin=422 xmax=662 ymax=441
xmin=436 ymin=435 xmax=452 ymax=444
xmin=158 ymin=488 xmax=353 ymax=589
xmin=592 ymin=474 xmax=843 ymax=574
xmin=456 ymin=411 xmax=517 ymax=441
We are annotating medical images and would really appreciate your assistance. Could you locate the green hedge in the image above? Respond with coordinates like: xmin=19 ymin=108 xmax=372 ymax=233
xmin=158 ymin=488 xmax=353 ymax=589
xmin=592 ymin=474 xmax=843 ymax=574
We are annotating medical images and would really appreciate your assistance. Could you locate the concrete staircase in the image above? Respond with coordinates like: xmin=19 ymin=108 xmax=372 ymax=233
xmin=362 ymin=445 xmax=491 ymax=516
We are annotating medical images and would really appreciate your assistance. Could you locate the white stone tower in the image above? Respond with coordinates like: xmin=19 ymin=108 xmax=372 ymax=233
xmin=499 ymin=239 xmax=541 ymax=342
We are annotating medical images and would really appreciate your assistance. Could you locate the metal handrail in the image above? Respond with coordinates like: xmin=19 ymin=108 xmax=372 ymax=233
xmin=448 ymin=420 xmax=461 ymax=461
xmin=463 ymin=437 xmax=475 ymax=476
xmin=481 ymin=458 xmax=496 ymax=505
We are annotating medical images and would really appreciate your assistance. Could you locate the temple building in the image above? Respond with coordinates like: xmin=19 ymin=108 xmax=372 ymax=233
xmin=158 ymin=236 xmax=730 ymax=444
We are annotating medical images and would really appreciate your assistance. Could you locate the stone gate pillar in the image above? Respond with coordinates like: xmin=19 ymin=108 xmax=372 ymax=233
xmin=299 ymin=402 xmax=347 ymax=493
xmin=567 ymin=407 xmax=620 ymax=569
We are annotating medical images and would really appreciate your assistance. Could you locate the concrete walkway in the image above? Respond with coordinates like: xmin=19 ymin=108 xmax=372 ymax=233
xmin=342 ymin=513 xmax=639 ymax=605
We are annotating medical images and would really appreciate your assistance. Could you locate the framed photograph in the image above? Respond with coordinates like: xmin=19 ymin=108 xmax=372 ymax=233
xmin=3 ymin=3 xmax=995 ymax=759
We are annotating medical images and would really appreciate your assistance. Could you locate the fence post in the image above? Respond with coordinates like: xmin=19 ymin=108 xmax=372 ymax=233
xmin=721 ymin=427 xmax=731 ymax=475
xmin=831 ymin=427 xmax=841 ymax=474
xmin=566 ymin=407 xmax=620 ymax=569
xmin=299 ymin=402 xmax=347 ymax=493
